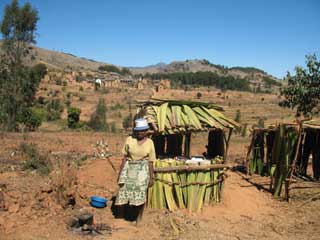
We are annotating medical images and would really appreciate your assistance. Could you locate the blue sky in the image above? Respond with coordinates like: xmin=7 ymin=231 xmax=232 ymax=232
xmin=0 ymin=0 xmax=319 ymax=78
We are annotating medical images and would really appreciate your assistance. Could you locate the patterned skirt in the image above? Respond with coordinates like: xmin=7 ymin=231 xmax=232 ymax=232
xmin=115 ymin=160 xmax=150 ymax=206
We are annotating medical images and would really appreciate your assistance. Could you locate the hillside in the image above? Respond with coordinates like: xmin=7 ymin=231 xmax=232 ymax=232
xmin=129 ymin=59 xmax=279 ymax=82
xmin=0 ymin=42 xmax=278 ymax=83
xmin=0 ymin=42 xmax=107 ymax=71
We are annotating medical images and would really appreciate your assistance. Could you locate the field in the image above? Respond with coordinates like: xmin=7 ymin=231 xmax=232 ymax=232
xmin=0 ymin=81 xmax=319 ymax=240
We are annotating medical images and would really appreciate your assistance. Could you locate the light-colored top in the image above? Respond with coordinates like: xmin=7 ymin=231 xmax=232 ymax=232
xmin=122 ymin=136 xmax=156 ymax=162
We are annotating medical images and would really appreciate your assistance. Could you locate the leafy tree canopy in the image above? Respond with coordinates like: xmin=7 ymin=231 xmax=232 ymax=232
xmin=0 ymin=0 xmax=40 ymax=131
xmin=280 ymin=54 xmax=320 ymax=117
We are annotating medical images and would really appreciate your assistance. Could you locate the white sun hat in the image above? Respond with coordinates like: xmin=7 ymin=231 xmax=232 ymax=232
xmin=134 ymin=118 xmax=149 ymax=131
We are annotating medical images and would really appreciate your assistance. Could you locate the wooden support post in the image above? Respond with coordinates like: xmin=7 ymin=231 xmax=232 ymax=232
xmin=154 ymin=163 xmax=232 ymax=173
xmin=224 ymin=128 xmax=233 ymax=163
xmin=245 ymin=130 xmax=255 ymax=175
xmin=287 ymin=121 xmax=304 ymax=201
xmin=184 ymin=132 xmax=191 ymax=158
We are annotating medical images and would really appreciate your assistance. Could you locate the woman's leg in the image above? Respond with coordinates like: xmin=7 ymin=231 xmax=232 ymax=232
xmin=116 ymin=204 xmax=125 ymax=218
xmin=136 ymin=204 xmax=145 ymax=225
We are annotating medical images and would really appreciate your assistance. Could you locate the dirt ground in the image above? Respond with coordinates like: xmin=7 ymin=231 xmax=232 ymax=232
xmin=0 ymin=131 xmax=319 ymax=240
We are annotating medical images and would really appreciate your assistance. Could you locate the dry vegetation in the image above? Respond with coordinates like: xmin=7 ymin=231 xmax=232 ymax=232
xmin=1 ymin=79 xmax=319 ymax=240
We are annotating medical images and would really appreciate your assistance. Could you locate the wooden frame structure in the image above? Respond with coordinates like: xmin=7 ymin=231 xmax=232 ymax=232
xmin=245 ymin=119 xmax=320 ymax=201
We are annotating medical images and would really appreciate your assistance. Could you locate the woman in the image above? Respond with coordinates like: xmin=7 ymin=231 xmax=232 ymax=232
xmin=115 ymin=118 xmax=155 ymax=224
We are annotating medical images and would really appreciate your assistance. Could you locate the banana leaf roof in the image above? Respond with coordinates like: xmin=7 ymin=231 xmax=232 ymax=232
xmin=136 ymin=98 xmax=241 ymax=134
xmin=303 ymin=119 xmax=320 ymax=129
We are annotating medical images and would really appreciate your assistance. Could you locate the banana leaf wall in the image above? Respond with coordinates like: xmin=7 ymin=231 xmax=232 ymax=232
xmin=148 ymin=157 xmax=225 ymax=212
xmin=247 ymin=121 xmax=320 ymax=198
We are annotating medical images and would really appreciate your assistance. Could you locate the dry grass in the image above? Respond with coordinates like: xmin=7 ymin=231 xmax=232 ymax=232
xmin=49 ymin=156 xmax=78 ymax=208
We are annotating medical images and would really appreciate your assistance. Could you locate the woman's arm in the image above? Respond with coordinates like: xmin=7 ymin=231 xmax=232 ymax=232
xmin=148 ymin=161 xmax=154 ymax=187
xmin=148 ymin=141 xmax=156 ymax=187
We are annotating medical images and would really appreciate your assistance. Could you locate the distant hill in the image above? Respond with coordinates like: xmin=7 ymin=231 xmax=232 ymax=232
xmin=129 ymin=59 xmax=278 ymax=81
xmin=0 ymin=42 xmax=108 ymax=71
xmin=0 ymin=42 xmax=279 ymax=86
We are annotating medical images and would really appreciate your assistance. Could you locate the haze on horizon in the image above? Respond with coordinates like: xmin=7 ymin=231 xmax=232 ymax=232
xmin=0 ymin=0 xmax=319 ymax=79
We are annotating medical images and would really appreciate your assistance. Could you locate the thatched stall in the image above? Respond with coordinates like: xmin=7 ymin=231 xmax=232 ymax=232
xmin=136 ymin=98 xmax=240 ymax=211
xmin=245 ymin=119 xmax=320 ymax=200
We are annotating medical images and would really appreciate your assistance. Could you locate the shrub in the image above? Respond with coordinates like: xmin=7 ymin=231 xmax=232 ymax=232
xmin=196 ymin=92 xmax=202 ymax=99
xmin=62 ymin=80 xmax=68 ymax=86
xmin=66 ymin=92 xmax=72 ymax=99
xmin=55 ymin=78 xmax=62 ymax=85
xmin=67 ymin=107 xmax=81 ymax=128
xmin=65 ymin=100 xmax=71 ymax=107
xmin=20 ymin=142 xmax=51 ymax=174
xmin=52 ymin=90 xmax=59 ymax=97
xmin=18 ymin=107 xmax=43 ymax=131
xmin=49 ymin=157 xmax=77 ymax=208
xmin=79 ymin=86 xmax=84 ymax=91
xmin=31 ymin=107 xmax=48 ymax=122
xmin=46 ymin=99 xmax=64 ymax=121
xmin=38 ymin=96 xmax=46 ymax=105
xmin=88 ymin=98 xmax=107 ymax=131
xmin=234 ymin=110 xmax=241 ymax=123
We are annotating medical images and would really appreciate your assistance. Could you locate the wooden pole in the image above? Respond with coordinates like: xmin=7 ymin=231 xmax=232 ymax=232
xmin=286 ymin=122 xmax=303 ymax=202
xmin=224 ymin=128 xmax=233 ymax=163
xmin=154 ymin=163 xmax=232 ymax=173
xmin=245 ymin=130 xmax=256 ymax=175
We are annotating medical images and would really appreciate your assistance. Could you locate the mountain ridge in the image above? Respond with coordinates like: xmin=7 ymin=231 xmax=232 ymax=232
xmin=0 ymin=42 xmax=278 ymax=81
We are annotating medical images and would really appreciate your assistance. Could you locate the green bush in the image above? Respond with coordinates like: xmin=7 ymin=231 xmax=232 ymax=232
xmin=88 ymin=98 xmax=107 ymax=131
xmin=37 ymin=96 xmax=46 ymax=105
xmin=98 ymin=64 xmax=121 ymax=74
xmin=234 ymin=109 xmax=241 ymax=123
xmin=46 ymin=99 xmax=64 ymax=121
xmin=55 ymin=78 xmax=62 ymax=85
xmin=79 ymin=86 xmax=84 ymax=91
xmin=66 ymin=92 xmax=72 ymax=99
xmin=65 ymin=99 xmax=71 ymax=107
xmin=31 ymin=107 xmax=48 ymax=122
xmin=63 ymin=80 xmax=68 ymax=86
xmin=20 ymin=142 xmax=51 ymax=174
xmin=18 ymin=107 xmax=43 ymax=131
xmin=67 ymin=107 xmax=81 ymax=128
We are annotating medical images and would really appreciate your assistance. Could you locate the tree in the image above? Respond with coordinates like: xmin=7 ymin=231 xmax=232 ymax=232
xmin=280 ymin=54 xmax=320 ymax=116
xmin=88 ymin=98 xmax=107 ymax=131
xmin=196 ymin=92 xmax=202 ymax=99
xmin=0 ymin=0 xmax=40 ymax=131
xmin=67 ymin=107 xmax=81 ymax=128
